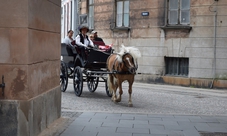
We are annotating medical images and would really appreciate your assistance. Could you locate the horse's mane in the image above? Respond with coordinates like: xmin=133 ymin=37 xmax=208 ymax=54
xmin=116 ymin=44 xmax=141 ymax=62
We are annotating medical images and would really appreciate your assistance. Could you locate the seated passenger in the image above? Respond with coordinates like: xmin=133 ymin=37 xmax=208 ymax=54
xmin=90 ymin=30 xmax=112 ymax=53
xmin=75 ymin=25 xmax=94 ymax=63
xmin=89 ymin=34 xmax=94 ymax=41
xmin=63 ymin=30 xmax=77 ymax=55
xmin=63 ymin=30 xmax=74 ymax=45
xmin=91 ymin=30 xmax=104 ymax=44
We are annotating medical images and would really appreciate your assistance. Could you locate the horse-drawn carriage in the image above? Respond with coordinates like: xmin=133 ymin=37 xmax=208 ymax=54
xmin=60 ymin=41 xmax=113 ymax=97
xmin=60 ymin=41 xmax=141 ymax=106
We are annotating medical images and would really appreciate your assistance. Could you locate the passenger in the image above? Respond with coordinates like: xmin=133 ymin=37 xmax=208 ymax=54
xmin=63 ymin=30 xmax=77 ymax=55
xmin=89 ymin=34 xmax=94 ymax=41
xmin=75 ymin=25 xmax=94 ymax=63
xmin=91 ymin=30 xmax=104 ymax=43
xmin=63 ymin=30 xmax=74 ymax=46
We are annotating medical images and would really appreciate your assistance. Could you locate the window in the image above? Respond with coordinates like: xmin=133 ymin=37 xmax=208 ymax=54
xmin=116 ymin=0 xmax=129 ymax=27
xmin=79 ymin=14 xmax=88 ymax=25
xmin=88 ymin=0 xmax=94 ymax=29
xmin=165 ymin=57 xmax=189 ymax=76
xmin=168 ymin=0 xmax=190 ymax=25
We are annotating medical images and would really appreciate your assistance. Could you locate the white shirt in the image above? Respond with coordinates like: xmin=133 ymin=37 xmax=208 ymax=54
xmin=63 ymin=36 xmax=73 ymax=46
xmin=63 ymin=36 xmax=77 ymax=53
xmin=75 ymin=34 xmax=94 ymax=47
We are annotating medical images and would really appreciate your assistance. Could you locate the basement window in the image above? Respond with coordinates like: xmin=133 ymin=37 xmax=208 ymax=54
xmin=165 ymin=57 xmax=189 ymax=76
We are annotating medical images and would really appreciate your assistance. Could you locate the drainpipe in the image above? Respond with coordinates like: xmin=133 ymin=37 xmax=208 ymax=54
xmin=210 ymin=2 xmax=218 ymax=89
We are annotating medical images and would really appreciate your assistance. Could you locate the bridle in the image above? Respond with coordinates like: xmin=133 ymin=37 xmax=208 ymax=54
xmin=122 ymin=53 xmax=138 ymax=74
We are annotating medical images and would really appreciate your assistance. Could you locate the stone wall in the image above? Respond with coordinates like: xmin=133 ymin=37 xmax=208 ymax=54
xmin=91 ymin=0 xmax=227 ymax=88
xmin=0 ymin=0 xmax=61 ymax=135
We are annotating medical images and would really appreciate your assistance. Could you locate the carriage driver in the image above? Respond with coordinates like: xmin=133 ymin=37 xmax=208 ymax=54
xmin=75 ymin=25 xmax=94 ymax=63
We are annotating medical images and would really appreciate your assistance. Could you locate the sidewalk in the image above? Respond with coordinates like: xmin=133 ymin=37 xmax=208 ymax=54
xmin=39 ymin=82 xmax=227 ymax=136
xmin=40 ymin=111 xmax=227 ymax=136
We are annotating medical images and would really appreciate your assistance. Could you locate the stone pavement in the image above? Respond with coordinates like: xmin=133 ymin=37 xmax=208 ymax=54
xmin=39 ymin=111 xmax=227 ymax=136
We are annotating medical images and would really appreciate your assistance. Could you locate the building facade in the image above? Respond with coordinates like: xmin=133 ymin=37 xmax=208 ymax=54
xmin=61 ymin=0 xmax=227 ymax=88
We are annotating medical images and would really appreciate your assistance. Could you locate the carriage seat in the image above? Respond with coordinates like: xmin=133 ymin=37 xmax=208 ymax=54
xmin=61 ymin=43 xmax=78 ymax=57
xmin=61 ymin=43 xmax=77 ymax=67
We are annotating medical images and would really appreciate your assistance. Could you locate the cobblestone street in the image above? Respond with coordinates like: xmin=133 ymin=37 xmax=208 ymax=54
xmin=61 ymin=81 xmax=227 ymax=116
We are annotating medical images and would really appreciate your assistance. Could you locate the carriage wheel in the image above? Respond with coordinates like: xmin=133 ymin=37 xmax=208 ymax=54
xmin=87 ymin=74 xmax=99 ymax=92
xmin=73 ymin=66 xmax=83 ymax=96
xmin=105 ymin=76 xmax=112 ymax=97
xmin=60 ymin=61 xmax=68 ymax=92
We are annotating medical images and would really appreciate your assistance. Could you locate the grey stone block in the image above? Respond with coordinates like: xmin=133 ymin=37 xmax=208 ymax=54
xmin=83 ymin=126 xmax=117 ymax=133
xmin=0 ymin=88 xmax=61 ymax=136
xmin=102 ymin=122 xmax=133 ymax=128
xmin=119 ymin=119 xmax=149 ymax=125
xmin=61 ymin=131 xmax=98 ymax=136
xmin=98 ymin=131 xmax=132 ymax=136
xmin=189 ymin=118 xmax=219 ymax=123
xmin=0 ymin=101 xmax=18 ymax=136
xmin=183 ymin=130 xmax=201 ymax=136
xmin=133 ymin=134 xmax=166 ymax=136
xmin=133 ymin=124 xmax=165 ymax=130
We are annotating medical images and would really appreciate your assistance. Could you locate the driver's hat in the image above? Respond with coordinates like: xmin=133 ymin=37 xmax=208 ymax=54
xmin=79 ymin=25 xmax=89 ymax=32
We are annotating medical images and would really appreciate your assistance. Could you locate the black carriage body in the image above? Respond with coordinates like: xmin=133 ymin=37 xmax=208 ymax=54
xmin=86 ymin=49 xmax=110 ymax=69
xmin=60 ymin=43 xmax=113 ymax=97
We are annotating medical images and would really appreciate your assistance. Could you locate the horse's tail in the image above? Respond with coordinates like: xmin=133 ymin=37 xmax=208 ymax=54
xmin=107 ymin=74 xmax=113 ymax=93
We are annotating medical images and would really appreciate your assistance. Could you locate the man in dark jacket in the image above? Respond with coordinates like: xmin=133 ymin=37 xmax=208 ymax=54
xmin=91 ymin=30 xmax=104 ymax=43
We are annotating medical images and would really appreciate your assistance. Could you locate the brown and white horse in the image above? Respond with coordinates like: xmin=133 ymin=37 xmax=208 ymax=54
xmin=106 ymin=45 xmax=141 ymax=107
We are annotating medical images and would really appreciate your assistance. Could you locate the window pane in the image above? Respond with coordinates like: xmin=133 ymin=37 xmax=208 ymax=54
xmin=165 ymin=57 xmax=188 ymax=76
xmin=124 ymin=13 xmax=129 ymax=27
xmin=180 ymin=10 xmax=190 ymax=24
xmin=124 ymin=1 xmax=129 ymax=13
xmin=179 ymin=59 xmax=183 ymax=75
xmin=89 ymin=5 xmax=94 ymax=28
xmin=89 ymin=6 xmax=93 ymax=16
xmin=117 ymin=14 xmax=123 ymax=27
xmin=89 ymin=17 xmax=94 ymax=28
xmin=173 ymin=59 xmax=178 ymax=75
xmin=117 ymin=1 xmax=123 ymax=14
xmin=181 ymin=0 xmax=190 ymax=9
xmin=169 ymin=0 xmax=178 ymax=10
xmin=89 ymin=0 xmax=94 ymax=4
xmin=169 ymin=10 xmax=178 ymax=24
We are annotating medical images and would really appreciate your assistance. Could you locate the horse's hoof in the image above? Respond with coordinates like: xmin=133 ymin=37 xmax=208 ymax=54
xmin=112 ymin=98 xmax=118 ymax=103
xmin=116 ymin=99 xmax=121 ymax=102
xmin=128 ymin=103 xmax=133 ymax=107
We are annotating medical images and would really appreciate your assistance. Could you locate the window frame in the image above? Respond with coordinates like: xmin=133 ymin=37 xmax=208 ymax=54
xmin=165 ymin=57 xmax=189 ymax=77
xmin=167 ymin=0 xmax=191 ymax=26
xmin=115 ymin=0 xmax=130 ymax=28
xmin=88 ymin=0 xmax=94 ymax=29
